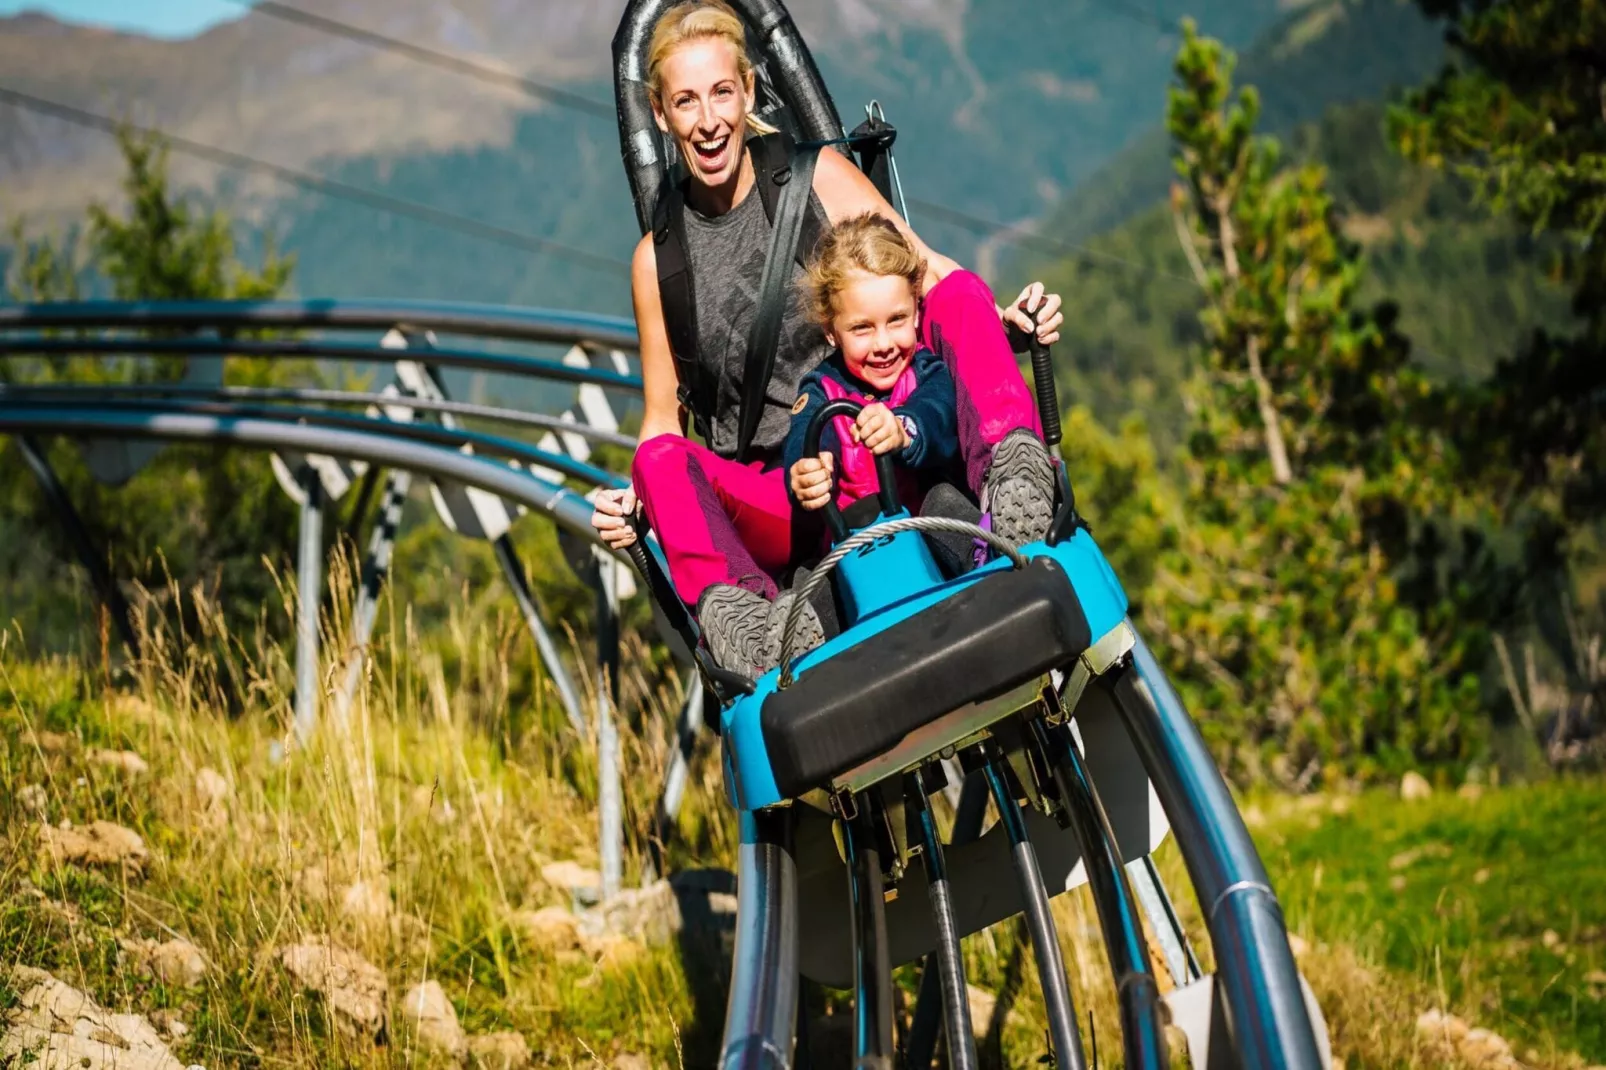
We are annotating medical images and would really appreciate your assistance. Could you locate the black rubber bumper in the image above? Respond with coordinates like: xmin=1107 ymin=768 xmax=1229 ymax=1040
xmin=760 ymin=557 xmax=1091 ymax=798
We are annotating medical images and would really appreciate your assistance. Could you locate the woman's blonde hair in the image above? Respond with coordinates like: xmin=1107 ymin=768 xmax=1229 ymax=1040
xmin=803 ymin=212 xmax=927 ymax=326
xmin=647 ymin=1 xmax=778 ymax=136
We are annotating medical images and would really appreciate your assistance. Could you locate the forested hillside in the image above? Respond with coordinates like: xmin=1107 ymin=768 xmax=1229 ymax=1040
xmin=254 ymin=0 xmax=1461 ymax=312
xmin=1031 ymin=0 xmax=1451 ymax=246
xmin=3 ymin=0 xmax=1464 ymax=315
xmin=1030 ymin=97 xmax=1579 ymax=450
xmin=2 ymin=0 xmax=1313 ymax=312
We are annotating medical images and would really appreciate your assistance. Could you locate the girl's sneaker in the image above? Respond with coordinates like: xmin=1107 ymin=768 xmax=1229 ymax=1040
xmin=767 ymin=585 xmax=826 ymax=670
xmin=696 ymin=584 xmax=775 ymax=679
xmin=983 ymin=428 xmax=1055 ymax=546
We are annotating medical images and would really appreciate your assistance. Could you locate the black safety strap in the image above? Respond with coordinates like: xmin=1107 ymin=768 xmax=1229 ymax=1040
xmin=846 ymin=113 xmax=898 ymax=205
xmin=652 ymin=182 xmax=713 ymax=442
xmin=734 ymin=137 xmax=820 ymax=463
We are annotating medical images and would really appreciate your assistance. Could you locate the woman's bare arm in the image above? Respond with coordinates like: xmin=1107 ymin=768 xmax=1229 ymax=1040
xmin=811 ymin=147 xmax=962 ymax=291
xmin=591 ymin=234 xmax=686 ymax=549
xmin=631 ymin=232 xmax=690 ymax=444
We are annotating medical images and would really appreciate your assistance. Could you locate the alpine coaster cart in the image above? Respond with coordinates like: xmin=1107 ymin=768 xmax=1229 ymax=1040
xmin=612 ymin=1 xmax=1336 ymax=1067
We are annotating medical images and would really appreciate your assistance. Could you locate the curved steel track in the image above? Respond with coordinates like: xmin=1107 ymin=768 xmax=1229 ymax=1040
xmin=1 ymin=299 xmax=1331 ymax=1068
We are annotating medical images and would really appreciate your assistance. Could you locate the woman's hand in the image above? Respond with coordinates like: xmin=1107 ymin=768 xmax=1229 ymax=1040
xmin=790 ymin=453 xmax=835 ymax=511
xmin=851 ymin=403 xmax=910 ymax=455
xmin=590 ymin=486 xmax=641 ymax=549
xmin=1002 ymin=281 xmax=1064 ymax=349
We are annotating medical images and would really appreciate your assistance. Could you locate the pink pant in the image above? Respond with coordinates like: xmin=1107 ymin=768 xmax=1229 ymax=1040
xmin=634 ymin=269 xmax=1041 ymax=608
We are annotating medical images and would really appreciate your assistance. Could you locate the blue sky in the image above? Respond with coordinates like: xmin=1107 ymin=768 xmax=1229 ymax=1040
xmin=0 ymin=0 xmax=244 ymax=37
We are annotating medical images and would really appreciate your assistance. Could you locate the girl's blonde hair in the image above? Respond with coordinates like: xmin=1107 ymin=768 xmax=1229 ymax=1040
xmin=803 ymin=212 xmax=927 ymax=325
xmin=647 ymin=1 xmax=778 ymax=136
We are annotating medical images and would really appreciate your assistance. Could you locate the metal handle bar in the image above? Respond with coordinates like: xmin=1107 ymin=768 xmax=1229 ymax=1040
xmin=801 ymin=397 xmax=902 ymax=543
xmin=775 ymin=514 xmax=1025 ymax=688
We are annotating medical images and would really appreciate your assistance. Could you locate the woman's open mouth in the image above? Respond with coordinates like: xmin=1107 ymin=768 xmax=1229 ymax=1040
xmin=693 ymin=134 xmax=731 ymax=171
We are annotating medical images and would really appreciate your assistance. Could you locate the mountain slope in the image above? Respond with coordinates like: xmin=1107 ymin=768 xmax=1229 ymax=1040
xmin=1025 ymin=0 xmax=1450 ymax=249
xmin=1034 ymin=97 xmax=1579 ymax=452
xmin=4 ymin=0 xmax=1302 ymax=305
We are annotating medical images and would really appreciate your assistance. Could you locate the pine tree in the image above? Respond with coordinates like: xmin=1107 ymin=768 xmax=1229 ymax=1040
xmin=1391 ymin=0 xmax=1606 ymax=533
xmin=87 ymin=128 xmax=293 ymax=303
xmin=1151 ymin=21 xmax=1498 ymax=784
xmin=2 ymin=126 xmax=305 ymax=655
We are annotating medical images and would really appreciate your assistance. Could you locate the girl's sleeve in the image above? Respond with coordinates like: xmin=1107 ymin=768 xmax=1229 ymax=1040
xmin=780 ymin=373 xmax=834 ymax=508
xmin=893 ymin=349 xmax=959 ymax=470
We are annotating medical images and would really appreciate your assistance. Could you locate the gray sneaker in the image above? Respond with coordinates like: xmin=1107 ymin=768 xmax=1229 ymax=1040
xmin=697 ymin=584 xmax=775 ymax=678
xmin=984 ymin=428 xmax=1055 ymax=546
xmin=767 ymin=585 xmax=825 ymax=671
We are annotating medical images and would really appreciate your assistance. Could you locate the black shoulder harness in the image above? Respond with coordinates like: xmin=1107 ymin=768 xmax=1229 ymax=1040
xmin=652 ymin=130 xmax=828 ymax=448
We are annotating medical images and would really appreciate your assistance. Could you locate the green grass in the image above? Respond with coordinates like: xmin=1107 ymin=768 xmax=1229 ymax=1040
xmin=5 ymin=563 xmax=1605 ymax=1068
xmin=1257 ymin=780 xmax=1606 ymax=1065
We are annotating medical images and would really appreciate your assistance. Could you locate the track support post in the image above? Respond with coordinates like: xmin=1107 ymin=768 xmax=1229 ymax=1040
xmin=905 ymin=768 xmax=978 ymax=1070
xmin=493 ymin=533 xmax=588 ymax=736
xmin=1030 ymin=718 xmax=1169 ymax=1069
xmin=293 ymin=462 xmax=325 ymax=743
xmin=334 ymin=468 xmax=411 ymax=726
xmin=16 ymin=436 xmax=141 ymax=659
xmin=980 ymin=746 xmax=1089 ymax=1070
xmin=1109 ymin=628 xmax=1327 ymax=1069
xmin=594 ymin=551 xmax=623 ymax=902
xmin=844 ymin=803 xmax=895 ymax=1066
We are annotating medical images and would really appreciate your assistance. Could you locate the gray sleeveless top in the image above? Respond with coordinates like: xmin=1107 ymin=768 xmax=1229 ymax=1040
xmin=681 ymin=185 xmax=832 ymax=461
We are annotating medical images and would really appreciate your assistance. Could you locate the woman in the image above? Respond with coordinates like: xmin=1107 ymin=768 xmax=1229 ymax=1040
xmin=591 ymin=0 xmax=1066 ymax=677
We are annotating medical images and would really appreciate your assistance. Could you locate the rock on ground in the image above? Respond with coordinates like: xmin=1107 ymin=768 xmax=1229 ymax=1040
xmin=511 ymin=906 xmax=581 ymax=952
xmin=540 ymin=860 xmax=601 ymax=894
xmin=967 ymin=983 xmax=1000 ymax=1034
xmin=1400 ymin=771 xmax=1433 ymax=801
xmin=19 ymin=783 xmax=49 ymax=816
xmin=39 ymin=820 xmax=148 ymax=874
xmin=27 ymin=729 xmax=74 ymax=754
xmin=578 ymin=880 xmax=680 ymax=946
xmin=340 ymin=879 xmax=392 ymax=923
xmin=194 ymin=768 xmax=231 ymax=808
xmin=1388 ymin=843 xmax=1452 ymax=870
xmin=402 ymin=981 xmax=465 ymax=1060
xmin=468 ymin=1031 xmax=532 ymax=1070
xmin=298 ymin=865 xmax=330 ymax=902
xmin=87 ymin=748 xmax=150 ymax=776
xmin=573 ymin=870 xmax=740 ymax=949
xmin=1416 ymin=1009 xmax=1523 ymax=1068
xmin=276 ymin=937 xmax=388 ymax=1041
xmin=109 ymin=694 xmax=164 ymax=725
xmin=0 ymin=966 xmax=187 ymax=1070
xmin=149 ymin=1010 xmax=188 ymax=1041
xmin=121 ymin=937 xmax=209 ymax=987
xmin=612 ymin=1055 xmax=651 ymax=1070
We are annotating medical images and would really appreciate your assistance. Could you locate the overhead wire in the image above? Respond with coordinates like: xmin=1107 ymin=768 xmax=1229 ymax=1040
xmin=215 ymin=0 xmax=617 ymax=119
xmin=6 ymin=0 xmax=1334 ymax=289
xmin=907 ymin=197 xmax=1195 ymax=284
xmin=210 ymin=0 xmax=1182 ymax=282
xmin=0 ymin=85 xmax=631 ymax=280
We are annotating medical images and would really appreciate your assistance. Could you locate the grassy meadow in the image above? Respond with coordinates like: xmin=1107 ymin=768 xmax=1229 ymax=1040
xmin=1 ymin=560 xmax=1603 ymax=1068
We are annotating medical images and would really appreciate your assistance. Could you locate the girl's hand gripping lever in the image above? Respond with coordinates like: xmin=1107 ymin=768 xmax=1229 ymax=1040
xmin=802 ymin=397 xmax=904 ymax=544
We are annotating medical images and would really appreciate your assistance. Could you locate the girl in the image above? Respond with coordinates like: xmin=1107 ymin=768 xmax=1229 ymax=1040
xmin=591 ymin=0 xmax=1062 ymax=678
xmin=783 ymin=213 xmax=960 ymax=523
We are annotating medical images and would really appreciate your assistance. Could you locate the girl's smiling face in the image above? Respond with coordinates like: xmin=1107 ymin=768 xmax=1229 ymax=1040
xmin=824 ymin=270 xmax=920 ymax=392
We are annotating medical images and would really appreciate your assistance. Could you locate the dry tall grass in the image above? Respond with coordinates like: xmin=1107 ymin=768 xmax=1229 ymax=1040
xmin=2 ymin=551 xmax=1583 ymax=1068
